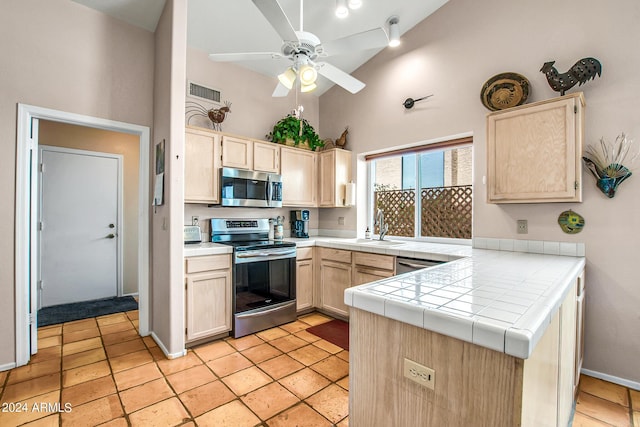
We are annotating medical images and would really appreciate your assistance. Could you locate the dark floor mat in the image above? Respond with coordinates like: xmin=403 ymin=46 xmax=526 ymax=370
xmin=38 ymin=296 xmax=138 ymax=327
xmin=306 ymin=319 xmax=349 ymax=351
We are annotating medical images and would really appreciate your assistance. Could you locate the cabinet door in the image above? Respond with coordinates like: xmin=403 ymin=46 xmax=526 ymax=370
xmin=558 ymin=279 xmax=578 ymax=427
xmin=222 ymin=135 xmax=253 ymax=170
xmin=296 ymin=259 xmax=314 ymax=311
xmin=487 ymin=93 xmax=583 ymax=203
xmin=253 ymin=141 xmax=280 ymax=173
xmin=573 ymin=271 xmax=585 ymax=398
xmin=320 ymin=260 xmax=351 ymax=317
xmin=185 ymin=269 xmax=231 ymax=341
xmin=319 ymin=149 xmax=352 ymax=207
xmin=280 ymin=146 xmax=317 ymax=206
xmin=185 ymin=127 xmax=220 ymax=204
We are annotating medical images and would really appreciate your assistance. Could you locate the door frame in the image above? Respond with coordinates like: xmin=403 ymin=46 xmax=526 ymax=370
xmin=38 ymin=145 xmax=124 ymax=307
xmin=16 ymin=104 xmax=150 ymax=366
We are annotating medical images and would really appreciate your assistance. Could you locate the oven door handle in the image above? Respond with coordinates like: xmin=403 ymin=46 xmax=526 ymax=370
xmin=236 ymin=301 xmax=296 ymax=319
xmin=236 ymin=248 xmax=297 ymax=259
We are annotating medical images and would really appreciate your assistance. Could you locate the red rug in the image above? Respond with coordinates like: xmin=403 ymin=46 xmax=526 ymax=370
xmin=306 ymin=319 xmax=349 ymax=351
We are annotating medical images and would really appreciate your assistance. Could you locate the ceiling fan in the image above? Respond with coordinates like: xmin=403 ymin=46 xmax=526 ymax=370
xmin=208 ymin=0 xmax=390 ymax=97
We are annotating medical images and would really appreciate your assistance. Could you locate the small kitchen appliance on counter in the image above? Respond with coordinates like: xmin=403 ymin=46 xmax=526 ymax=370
xmin=290 ymin=209 xmax=309 ymax=238
xmin=211 ymin=218 xmax=297 ymax=338
xmin=184 ymin=225 xmax=202 ymax=244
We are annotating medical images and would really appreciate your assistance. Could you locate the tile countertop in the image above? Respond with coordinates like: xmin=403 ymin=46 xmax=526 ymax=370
xmin=185 ymin=236 xmax=585 ymax=359
xmin=344 ymin=247 xmax=585 ymax=359
xmin=183 ymin=242 xmax=232 ymax=257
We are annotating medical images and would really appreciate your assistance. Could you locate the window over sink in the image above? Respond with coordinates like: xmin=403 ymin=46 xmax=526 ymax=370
xmin=366 ymin=137 xmax=473 ymax=241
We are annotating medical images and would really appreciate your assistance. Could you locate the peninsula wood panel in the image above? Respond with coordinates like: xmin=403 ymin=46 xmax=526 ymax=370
xmin=350 ymin=309 xmax=524 ymax=427
xmin=487 ymin=92 xmax=583 ymax=203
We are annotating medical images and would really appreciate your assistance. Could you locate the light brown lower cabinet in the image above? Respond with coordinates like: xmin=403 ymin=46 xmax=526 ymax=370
xmin=353 ymin=251 xmax=395 ymax=285
xmin=319 ymin=248 xmax=352 ymax=317
xmin=296 ymin=247 xmax=314 ymax=312
xmin=184 ymin=254 xmax=232 ymax=343
xmin=349 ymin=273 xmax=582 ymax=427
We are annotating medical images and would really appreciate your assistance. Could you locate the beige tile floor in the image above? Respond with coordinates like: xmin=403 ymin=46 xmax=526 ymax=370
xmin=0 ymin=309 xmax=637 ymax=426
xmin=0 ymin=310 xmax=348 ymax=426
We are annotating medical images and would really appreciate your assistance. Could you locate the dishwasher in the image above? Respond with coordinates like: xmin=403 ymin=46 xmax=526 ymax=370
xmin=395 ymin=256 xmax=444 ymax=274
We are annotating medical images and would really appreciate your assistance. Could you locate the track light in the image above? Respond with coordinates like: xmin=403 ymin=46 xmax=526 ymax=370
xmin=348 ymin=0 xmax=362 ymax=9
xmin=387 ymin=16 xmax=400 ymax=47
xmin=335 ymin=0 xmax=349 ymax=18
xmin=299 ymin=64 xmax=318 ymax=86
xmin=278 ymin=68 xmax=296 ymax=90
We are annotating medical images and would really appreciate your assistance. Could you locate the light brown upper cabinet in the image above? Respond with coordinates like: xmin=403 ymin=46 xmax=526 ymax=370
xmin=221 ymin=135 xmax=253 ymax=170
xmin=486 ymin=92 xmax=584 ymax=203
xmin=252 ymin=140 xmax=280 ymax=173
xmin=318 ymin=148 xmax=352 ymax=207
xmin=185 ymin=126 xmax=221 ymax=204
xmin=280 ymin=146 xmax=317 ymax=207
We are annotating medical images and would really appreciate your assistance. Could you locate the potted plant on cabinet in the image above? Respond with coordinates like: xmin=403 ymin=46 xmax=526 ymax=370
xmin=268 ymin=114 xmax=324 ymax=151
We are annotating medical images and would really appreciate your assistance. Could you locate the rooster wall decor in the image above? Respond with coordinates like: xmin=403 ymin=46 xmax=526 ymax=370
xmin=540 ymin=57 xmax=602 ymax=95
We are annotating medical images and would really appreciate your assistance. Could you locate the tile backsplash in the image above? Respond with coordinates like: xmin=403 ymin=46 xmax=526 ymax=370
xmin=473 ymin=237 xmax=585 ymax=257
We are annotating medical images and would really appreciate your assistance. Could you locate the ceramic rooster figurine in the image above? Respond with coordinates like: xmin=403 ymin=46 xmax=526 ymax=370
xmin=540 ymin=57 xmax=602 ymax=95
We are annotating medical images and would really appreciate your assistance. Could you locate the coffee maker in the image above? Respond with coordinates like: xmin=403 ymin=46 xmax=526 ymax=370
xmin=290 ymin=210 xmax=309 ymax=238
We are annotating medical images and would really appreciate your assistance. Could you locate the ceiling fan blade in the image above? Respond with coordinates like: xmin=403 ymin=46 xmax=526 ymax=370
xmin=322 ymin=27 xmax=389 ymax=57
xmin=316 ymin=62 xmax=366 ymax=94
xmin=208 ymin=52 xmax=282 ymax=62
xmin=252 ymin=0 xmax=299 ymax=42
xmin=272 ymin=82 xmax=290 ymax=97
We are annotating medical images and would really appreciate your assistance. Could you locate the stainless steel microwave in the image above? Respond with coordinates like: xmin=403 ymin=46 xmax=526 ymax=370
xmin=220 ymin=167 xmax=283 ymax=208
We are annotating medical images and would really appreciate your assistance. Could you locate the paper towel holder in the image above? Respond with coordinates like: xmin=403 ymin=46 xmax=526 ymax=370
xmin=344 ymin=181 xmax=356 ymax=206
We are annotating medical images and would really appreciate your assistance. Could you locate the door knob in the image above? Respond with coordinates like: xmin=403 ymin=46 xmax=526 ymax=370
xmin=108 ymin=224 xmax=115 ymax=228
xmin=106 ymin=234 xmax=116 ymax=239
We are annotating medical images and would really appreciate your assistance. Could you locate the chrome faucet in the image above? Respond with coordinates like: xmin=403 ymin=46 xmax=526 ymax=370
xmin=375 ymin=209 xmax=389 ymax=240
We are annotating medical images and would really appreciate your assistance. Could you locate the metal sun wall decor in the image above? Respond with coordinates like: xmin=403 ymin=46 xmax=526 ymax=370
xmin=558 ymin=210 xmax=585 ymax=234
xmin=540 ymin=57 xmax=602 ymax=96
xmin=186 ymin=100 xmax=232 ymax=131
xmin=582 ymin=133 xmax=639 ymax=198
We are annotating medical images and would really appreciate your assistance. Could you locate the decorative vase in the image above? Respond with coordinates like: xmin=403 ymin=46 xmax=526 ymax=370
xmin=596 ymin=168 xmax=632 ymax=198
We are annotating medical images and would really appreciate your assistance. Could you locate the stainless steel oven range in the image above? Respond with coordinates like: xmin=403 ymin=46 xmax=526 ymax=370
xmin=211 ymin=218 xmax=296 ymax=338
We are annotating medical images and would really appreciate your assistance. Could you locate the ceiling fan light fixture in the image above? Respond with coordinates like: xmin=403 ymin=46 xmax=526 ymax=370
xmin=348 ymin=0 xmax=363 ymax=9
xmin=301 ymin=82 xmax=317 ymax=93
xmin=278 ymin=67 xmax=297 ymax=90
xmin=299 ymin=64 xmax=318 ymax=85
xmin=387 ymin=16 xmax=400 ymax=47
xmin=335 ymin=0 xmax=349 ymax=18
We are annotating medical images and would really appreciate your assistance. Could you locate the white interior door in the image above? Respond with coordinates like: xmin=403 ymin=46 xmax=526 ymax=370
xmin=39 ymin=146 xmax=122 ymax=307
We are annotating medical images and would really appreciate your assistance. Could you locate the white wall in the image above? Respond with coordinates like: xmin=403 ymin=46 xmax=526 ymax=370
xmin=320 ymin=0 xmax=640 ymax=383
xmin=0 ymin=0 xmax=154 ymax=367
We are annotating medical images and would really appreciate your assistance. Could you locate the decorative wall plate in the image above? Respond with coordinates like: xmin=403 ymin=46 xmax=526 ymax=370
xmin=558 ymin=210 xmax=585 ymax=234
xmin=481 ymin=72 xmax=530 ymax=111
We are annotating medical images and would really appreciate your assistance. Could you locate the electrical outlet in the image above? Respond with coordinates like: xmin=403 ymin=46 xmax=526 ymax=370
xmin=338 ymin=216 xmax=345 ymax=225
xmin=192 ymin=216 xmax=199 ymax=226
xmin=403 ymin=358 xmax=435 ymax=390
xmin=517 ymin=219 xmax=528 ymax=234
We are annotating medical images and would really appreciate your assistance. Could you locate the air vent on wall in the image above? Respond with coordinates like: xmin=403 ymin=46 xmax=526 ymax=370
xmin=187 ymin=81 xmax=221 ymax=104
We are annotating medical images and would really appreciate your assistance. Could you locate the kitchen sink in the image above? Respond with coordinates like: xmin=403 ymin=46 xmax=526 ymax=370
xmin=340 ymin=238 xmax=405 ymax=246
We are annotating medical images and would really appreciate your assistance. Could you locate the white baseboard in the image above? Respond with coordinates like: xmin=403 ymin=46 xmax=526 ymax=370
xmin=150 ymin=332 xmax=187 ymax=360
xmin=581 ymin=368 xmax=640 ymax=391
xmin=0 ymin=362 xmax=17 ymax=372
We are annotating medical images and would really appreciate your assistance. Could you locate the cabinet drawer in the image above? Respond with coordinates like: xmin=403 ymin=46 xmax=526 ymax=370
xmin=185 ymin=254 xmax=231 ymax=274
xmin=354 ymin=252 xmax=395 ymax=271
xmin=320 ymin=248 xmax=352 ymax=263
xmin=297 ymin=247 xmax=313 ymax=261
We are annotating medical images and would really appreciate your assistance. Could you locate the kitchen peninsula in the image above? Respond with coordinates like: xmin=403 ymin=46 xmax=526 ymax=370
xmin=184 ymin=237 xmax=584 ymax=426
